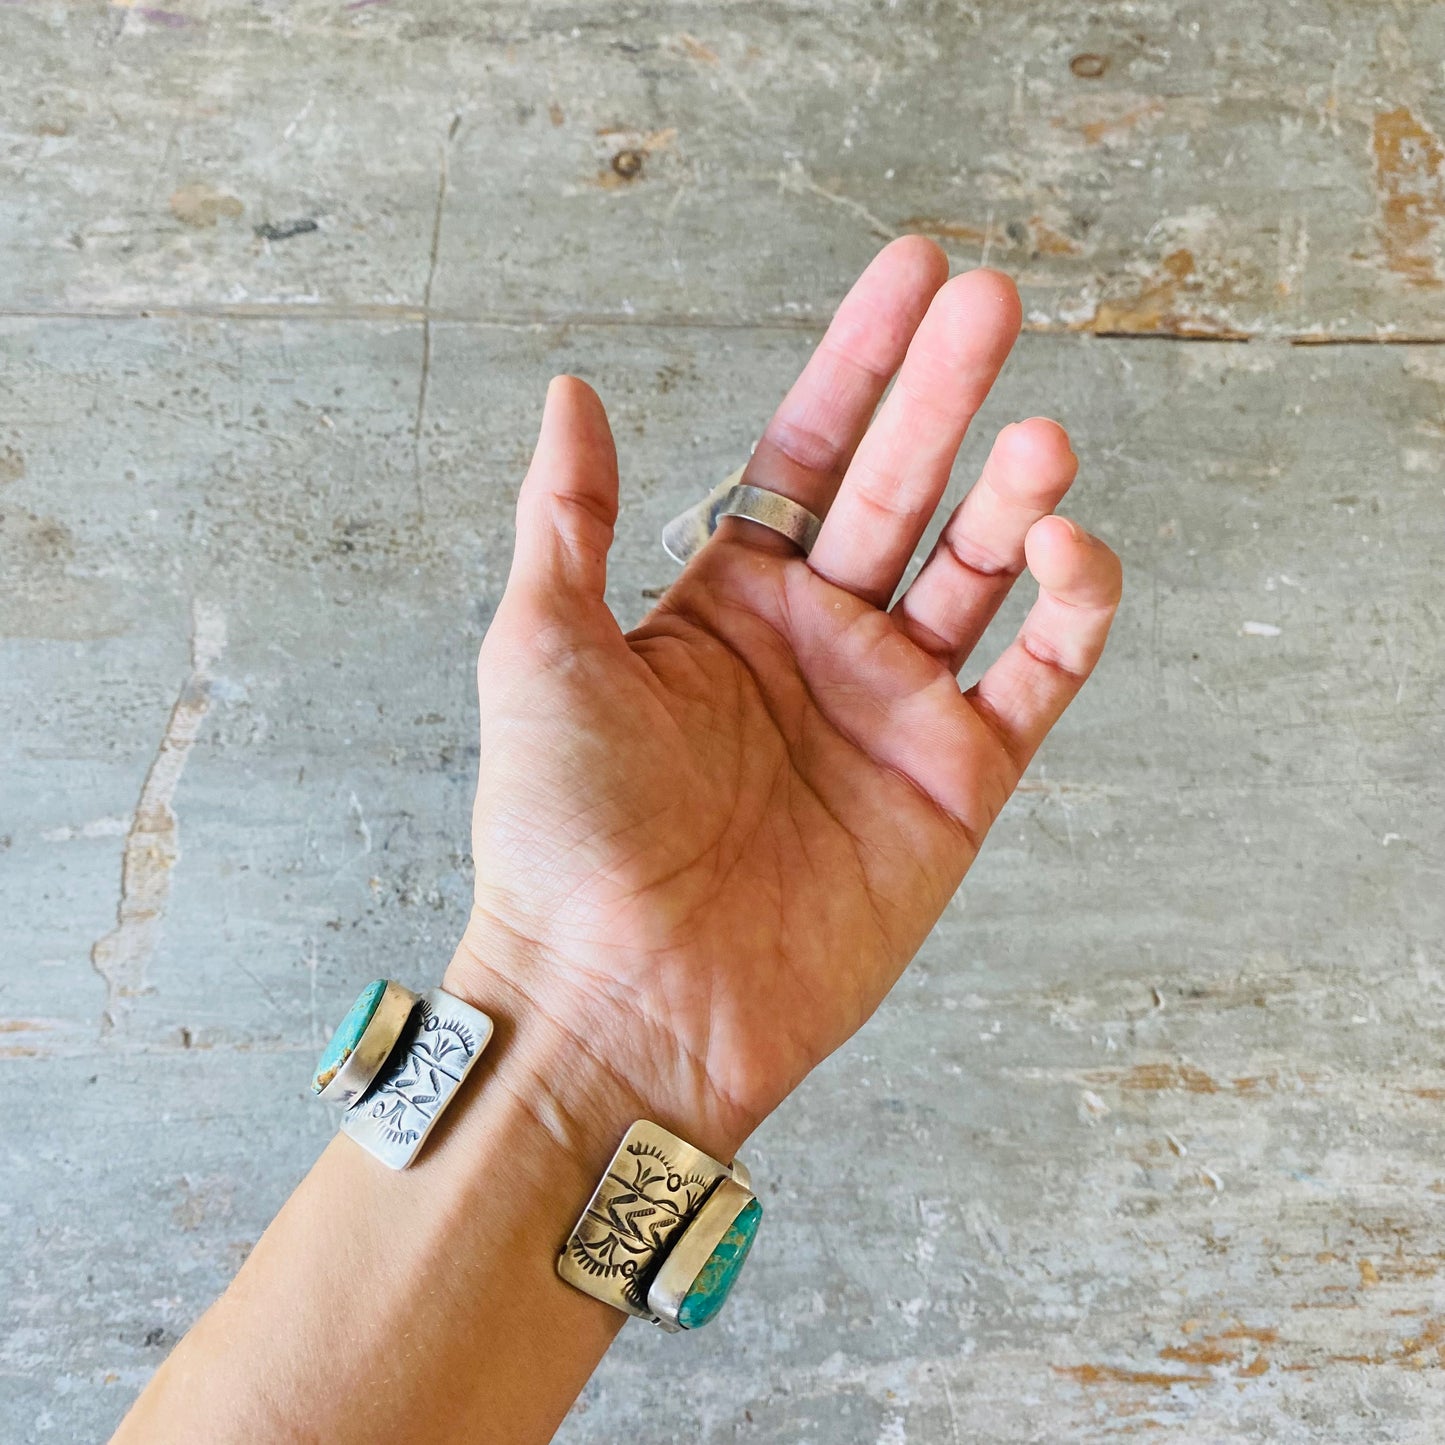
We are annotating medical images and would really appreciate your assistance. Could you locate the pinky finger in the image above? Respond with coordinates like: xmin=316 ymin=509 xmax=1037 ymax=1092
xmin=966 ymin=514 xmax=1122 ymax=776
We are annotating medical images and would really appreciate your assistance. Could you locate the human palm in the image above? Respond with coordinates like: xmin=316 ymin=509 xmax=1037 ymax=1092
xmin=451 ymin=240 xmax=1121 ymax=1157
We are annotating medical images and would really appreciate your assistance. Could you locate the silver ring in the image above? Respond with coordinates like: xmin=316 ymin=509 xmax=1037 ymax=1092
xmin=661 ymin=467 xmax=824 ymax=564
xmin=716 ymin=483 xmax=822 ymax=556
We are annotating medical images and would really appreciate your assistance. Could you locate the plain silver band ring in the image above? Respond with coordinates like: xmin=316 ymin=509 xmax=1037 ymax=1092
xmin=716 ymin=484 xmax=823 ymax=556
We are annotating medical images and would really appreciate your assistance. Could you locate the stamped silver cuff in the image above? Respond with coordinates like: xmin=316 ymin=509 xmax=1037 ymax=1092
xmin=557 ymin=1119 xmax=761 ymax=1331
xmin=313 ymin=982 xmax=495 ymax=1170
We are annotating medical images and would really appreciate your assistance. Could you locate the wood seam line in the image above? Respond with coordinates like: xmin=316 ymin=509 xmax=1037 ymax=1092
xmin=0 ymin=306 xmax=1442 ymax=344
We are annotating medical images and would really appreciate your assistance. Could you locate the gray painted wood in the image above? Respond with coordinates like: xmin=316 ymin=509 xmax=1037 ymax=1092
xmin=6 ymin=2 xmax=1445 ymax=337
xmin=2 ymin=2 xmax=1442 ymax=1441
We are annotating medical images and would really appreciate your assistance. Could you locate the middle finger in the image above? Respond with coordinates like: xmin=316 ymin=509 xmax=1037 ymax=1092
xmin=806 ymin=268 xmax=1022 ymax=607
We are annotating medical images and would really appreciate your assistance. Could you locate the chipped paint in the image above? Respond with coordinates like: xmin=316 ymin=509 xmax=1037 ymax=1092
xmin=89 ymin=601 xmax=226 ymax=1032
xmin=1054 ymin=1363 xmax=1212 ymax=1389
xmin=1075 ymin=98 xmax=1165 ymax=148
xmin=168 ymin=182 xmax=243 ymax=228
xmin=1088 ymin=247 xmax=1249 ymax=339
xmin=1372 ymin=106 xmax=1445 ymax=288
xmin=1087 ymin=1062 xmax=1221 ymax=1094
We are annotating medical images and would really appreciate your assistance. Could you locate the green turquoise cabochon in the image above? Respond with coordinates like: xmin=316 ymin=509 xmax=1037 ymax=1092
xmin=311 ymin=979 xmax=388 ymax=1094
xmin=676 ymin=1197 xmax=763 ymax=1330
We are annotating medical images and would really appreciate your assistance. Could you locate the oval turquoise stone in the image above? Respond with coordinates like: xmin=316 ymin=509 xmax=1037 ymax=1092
xmin=677 ymin=1197 xmax=762 ymax=1330
xmin=311 ymin=979 xmax=388 ymax=1094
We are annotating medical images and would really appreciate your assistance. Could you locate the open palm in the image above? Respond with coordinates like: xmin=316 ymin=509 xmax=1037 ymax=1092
xmin=448 ymin=239 xmax=1121 ymax=1160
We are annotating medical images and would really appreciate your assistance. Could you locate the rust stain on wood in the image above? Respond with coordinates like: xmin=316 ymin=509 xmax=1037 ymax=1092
xmin=1372 ymin=106 xmax=1445 ymax=288
xmin=1158 ymin=1322 xmax=1277 ymax=1374
xmin=1069 ymin=53 xmax=1109 ymax=80
xmin=1054 ymin=1363 xmax=1212 ymax=1389
xmin=593 ymin=126 xmax=678 ymax=188
xmin=1159 ymin=1340 xmax=1234 ymax=1365
xmin=1076 ymin=98 xmax=1165 ymax=147
xmin=1398 ymin=1323 xmax=1445 ymax=1364
xmin=0 ymin=1020 xmax=52 ymax=1057
xmin=1087 ymin=1060 xmax=1220 ymax=1093
xmin=1230 ymin=1071 xmax=1323 ymax=1093
xmin=1218 ymin=1325 xmax=1278 ymax=1344
xmin=899 ymin=216 xmax=1002 ymax=246
xmin=169 ymin=182 xmax=244 ymax=229
xmin=899 ymin=214 xmax=1081 ymax=258
xmin=1028 ymin=215 xmax=1082 ymax=256
xmin=677 ymin=33 xmax=718 ymax=64
xmin=1088 ymin=1063 xmax=1323 ymax=1096
xmin=1323 ymin=1316 xmax=1445 ymax=1369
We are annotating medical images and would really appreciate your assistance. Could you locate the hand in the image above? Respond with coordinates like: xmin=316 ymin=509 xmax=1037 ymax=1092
xmin=446 ymin=237 xmax=1122 ymax=1161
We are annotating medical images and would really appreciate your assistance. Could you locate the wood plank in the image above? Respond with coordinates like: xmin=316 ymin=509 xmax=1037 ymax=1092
xmin=4 ymin=2 xmax=1445 ymax=335
xmin=2 ymin=316 xmax=1441 ymax=1438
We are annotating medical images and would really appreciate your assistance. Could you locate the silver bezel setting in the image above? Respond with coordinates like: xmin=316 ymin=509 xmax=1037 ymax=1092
xmin=646 ymin=1176 xmax=757 ymax=1332
xmin=313 ymin=979 xmax=419 ymax=1106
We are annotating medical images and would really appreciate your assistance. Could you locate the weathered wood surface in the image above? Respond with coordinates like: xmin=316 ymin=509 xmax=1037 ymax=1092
xmin=5 ymin=1 xmax=1445 ymax=337
xmin=2 ymin=3 xmax=1443 ymax=1443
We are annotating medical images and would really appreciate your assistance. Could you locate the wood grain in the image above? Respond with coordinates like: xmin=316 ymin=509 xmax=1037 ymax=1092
xmin=3 ymin=2 xmax=1445 ymax=336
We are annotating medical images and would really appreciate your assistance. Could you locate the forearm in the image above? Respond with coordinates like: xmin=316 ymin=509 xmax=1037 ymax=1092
xmin=114 ymin=930 xmax=745 ymax=1445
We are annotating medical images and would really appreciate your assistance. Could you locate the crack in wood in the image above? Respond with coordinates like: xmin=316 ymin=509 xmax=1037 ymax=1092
xmin=89 ymin=600 xmax=226 ymax=1034
xmin=412 ymin=116 xmax=458 ymax=519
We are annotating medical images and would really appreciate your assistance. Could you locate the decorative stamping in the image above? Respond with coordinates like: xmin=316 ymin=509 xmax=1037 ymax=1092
xmin=565 ymin=1137 xmax=716 ymax=1312
xmin=557 ymin=1120 xmax=736 ymax=1320
xmin=339 ymin=989 xmax=494 ymax=1169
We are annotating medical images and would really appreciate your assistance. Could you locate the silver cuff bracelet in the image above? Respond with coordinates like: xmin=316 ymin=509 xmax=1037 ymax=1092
xmin=311 ymin=979 xmax=494 ymax=1170
xmin=557 ymin=1119 xmax=762 ymax=1331
xmin=313 ymin=989 xmax=763 ymax=1327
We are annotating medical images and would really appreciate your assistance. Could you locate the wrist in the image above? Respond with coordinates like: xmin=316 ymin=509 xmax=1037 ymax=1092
xmin=441 ymin=906 xmax=754 ymax=1174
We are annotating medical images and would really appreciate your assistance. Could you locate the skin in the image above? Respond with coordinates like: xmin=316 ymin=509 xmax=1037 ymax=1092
xmin=114 ymin=238 xmax=1121 ymax=1445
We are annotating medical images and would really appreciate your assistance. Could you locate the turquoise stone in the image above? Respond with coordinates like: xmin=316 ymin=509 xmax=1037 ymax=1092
xmin=311 ymin=979 xmax=388 ymax=1094
xmin=677 ymin=1198 xmax=763 ymax=1329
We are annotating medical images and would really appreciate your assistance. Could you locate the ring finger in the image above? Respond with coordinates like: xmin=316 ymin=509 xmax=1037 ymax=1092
xmin=892 ymin=417 xmax=1079 ymax=673
xmin=805 ymin=267 xmax=1022 ymax=607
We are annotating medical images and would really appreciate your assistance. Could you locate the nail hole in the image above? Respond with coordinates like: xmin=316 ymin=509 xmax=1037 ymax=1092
xmin=611 ymin=149 xmax=645 ymax=179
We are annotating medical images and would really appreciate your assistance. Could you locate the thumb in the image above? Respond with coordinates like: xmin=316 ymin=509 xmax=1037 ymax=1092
xmin=508 ymin=375 xmax=620 ymax=606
